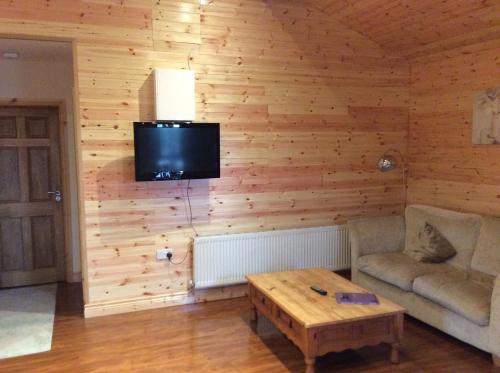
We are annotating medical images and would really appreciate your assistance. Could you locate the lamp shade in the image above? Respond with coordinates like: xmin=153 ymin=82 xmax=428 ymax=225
xmin=377 ymin=154 xmax=397 ymax=172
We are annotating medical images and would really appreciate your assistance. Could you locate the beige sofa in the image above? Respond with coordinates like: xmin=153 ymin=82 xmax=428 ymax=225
xmin=348 ymin=204 xmax=500 ymax=365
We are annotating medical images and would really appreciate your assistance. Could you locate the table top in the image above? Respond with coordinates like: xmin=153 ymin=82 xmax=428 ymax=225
xmin=246 ymin=268 xmax=406 ymax=328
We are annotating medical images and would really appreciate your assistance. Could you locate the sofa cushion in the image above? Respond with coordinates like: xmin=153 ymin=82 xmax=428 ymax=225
xmin=405 ymin=205 xmax=482 ymax=271
xmin=347 ymin=215 xmax=405 ymax=257
xmin=405 ymin=222 xmax=457 ymax=263
xmin=357 ymin=252 xmax=453 ymax=292
xmin=471 ymin=216 xmax=500 ymax=277
xmin=468 ymin=270 xmax=496 ymax=288
xmin=413 ymin=271 xmax=492 ymax=326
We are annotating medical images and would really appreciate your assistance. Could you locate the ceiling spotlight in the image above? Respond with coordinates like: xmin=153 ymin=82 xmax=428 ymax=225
xmin=2 ymin=51 xmax=19 ymax=59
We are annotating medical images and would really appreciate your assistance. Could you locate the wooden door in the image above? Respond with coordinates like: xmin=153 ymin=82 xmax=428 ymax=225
xmin=0 ymin=107 xmax=65 ymax=288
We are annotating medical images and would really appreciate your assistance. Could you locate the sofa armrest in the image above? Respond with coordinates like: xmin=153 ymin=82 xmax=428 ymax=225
xmin=347 ymin=215 xmax=405 ymax=282
xmin=490 ymin=275 xmax=500 ymax=357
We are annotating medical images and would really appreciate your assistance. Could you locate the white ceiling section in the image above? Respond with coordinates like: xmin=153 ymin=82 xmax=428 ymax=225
xmin=0 ymin=38 xmax=72 ymax=62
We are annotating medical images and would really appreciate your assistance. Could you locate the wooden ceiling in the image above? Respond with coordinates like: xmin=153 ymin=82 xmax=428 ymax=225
xmin=307 ymin=0 xmax=500 ymax=58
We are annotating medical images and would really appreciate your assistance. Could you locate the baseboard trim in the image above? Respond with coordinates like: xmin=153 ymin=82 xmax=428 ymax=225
xmin=84 ymin=284 xmax=248 ymax=318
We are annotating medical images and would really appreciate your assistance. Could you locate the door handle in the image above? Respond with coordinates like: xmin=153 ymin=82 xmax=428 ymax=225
xmin=48 ymin=190 xmax=62 ymax=202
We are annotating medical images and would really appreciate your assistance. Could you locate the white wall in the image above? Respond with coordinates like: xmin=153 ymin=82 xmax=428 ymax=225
xmin=0 ymin=58 xmax=81 ymax=275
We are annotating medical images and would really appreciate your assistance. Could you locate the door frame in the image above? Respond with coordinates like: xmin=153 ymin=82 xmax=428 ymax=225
xmin=0 ymin=99 xmax=76 ymax=283
xmin=0 ymin=35 xmax=87 ymax=305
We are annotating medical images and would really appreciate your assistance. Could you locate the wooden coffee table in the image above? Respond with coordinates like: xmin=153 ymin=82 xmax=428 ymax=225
xmin=247 ymin=268 xmax=405 ymax=373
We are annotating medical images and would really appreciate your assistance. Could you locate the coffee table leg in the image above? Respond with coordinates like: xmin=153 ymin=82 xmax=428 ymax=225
xmin=250 ymin=304 xmax=258 ymax=321
xmin=390 ymin=342 xmax=400 ymax=364
xmin=391 ymin=313 xmax=403 ymax=364
xmin=305 ymin=357 xmax=315 ymax=373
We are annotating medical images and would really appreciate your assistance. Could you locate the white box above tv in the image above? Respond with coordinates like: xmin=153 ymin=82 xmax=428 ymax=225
xmin=154 ymin=68 xmax=195 ymax=121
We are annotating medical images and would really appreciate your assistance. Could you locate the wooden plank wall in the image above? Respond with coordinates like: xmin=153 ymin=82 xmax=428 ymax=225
xmin=408 ymin=40 xmax=500 ymax=215
xmin=0 ymin=0 xmax=409 ymax=315
xmin=306 ymin=0 xmax=500 ymax=60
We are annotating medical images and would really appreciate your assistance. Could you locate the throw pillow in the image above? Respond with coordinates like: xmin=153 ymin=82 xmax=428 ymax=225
xmin=405 ymin=222 xmax=457 ymax=263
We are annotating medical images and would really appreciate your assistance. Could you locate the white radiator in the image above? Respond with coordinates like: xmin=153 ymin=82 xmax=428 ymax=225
xmin=193 ymin=225 xmax=350 ymax=289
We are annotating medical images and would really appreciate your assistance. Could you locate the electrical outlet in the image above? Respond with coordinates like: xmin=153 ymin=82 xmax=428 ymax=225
xmin=156 ymin=248 xmax=172 ymax=261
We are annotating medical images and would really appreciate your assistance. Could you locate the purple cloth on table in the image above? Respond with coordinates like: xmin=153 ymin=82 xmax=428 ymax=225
xmin=335 ymin=292 xmax=379 ymax=305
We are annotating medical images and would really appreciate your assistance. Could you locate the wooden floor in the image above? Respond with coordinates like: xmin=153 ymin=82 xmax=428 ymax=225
xmin=0 ymin=283 xmax=497 ymax=373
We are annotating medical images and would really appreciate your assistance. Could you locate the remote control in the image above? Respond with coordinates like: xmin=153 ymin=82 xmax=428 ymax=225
xmin=310 ymin=285 xmax=327 ymax=296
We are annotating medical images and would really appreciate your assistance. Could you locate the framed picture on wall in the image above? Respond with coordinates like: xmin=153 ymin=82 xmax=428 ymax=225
xmin=472 ymin=87 xmax=500 ymax=144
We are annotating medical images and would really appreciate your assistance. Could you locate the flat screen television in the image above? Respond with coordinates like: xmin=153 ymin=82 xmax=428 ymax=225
xmin=133 ymin=122 xmax=220 ymax=181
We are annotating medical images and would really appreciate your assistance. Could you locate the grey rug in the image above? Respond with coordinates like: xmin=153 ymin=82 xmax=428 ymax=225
xmin=0 ymin=284 xmax=57 ymax=359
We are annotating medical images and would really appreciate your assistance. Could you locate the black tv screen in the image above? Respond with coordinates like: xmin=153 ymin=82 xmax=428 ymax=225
xmin=133 ymin=122 xmax=220 ymax=181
